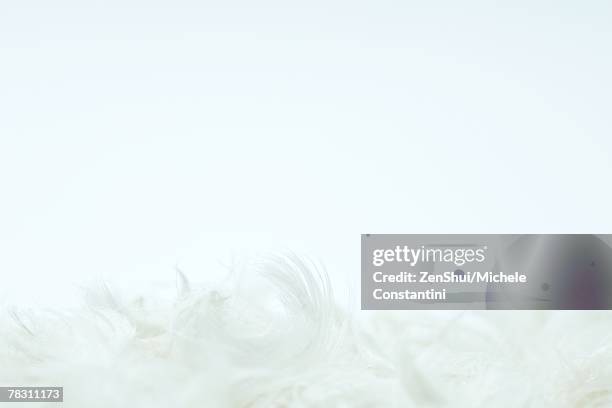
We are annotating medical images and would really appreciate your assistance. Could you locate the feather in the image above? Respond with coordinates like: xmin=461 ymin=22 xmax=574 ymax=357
xmin=1 ymin=255 xmax=611 ymax=407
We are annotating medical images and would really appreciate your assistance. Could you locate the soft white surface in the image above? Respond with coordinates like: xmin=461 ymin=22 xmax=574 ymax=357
xmin=2 ymin=256 xmax=610 ymax=407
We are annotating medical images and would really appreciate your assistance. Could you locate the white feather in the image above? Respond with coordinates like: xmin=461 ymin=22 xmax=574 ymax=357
xmin=1 ymin=255 xmax=611 ymax=407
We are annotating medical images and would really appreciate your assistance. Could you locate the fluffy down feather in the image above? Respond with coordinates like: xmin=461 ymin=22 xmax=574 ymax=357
xmin=1 ymin=255 xmax=611 ymax=407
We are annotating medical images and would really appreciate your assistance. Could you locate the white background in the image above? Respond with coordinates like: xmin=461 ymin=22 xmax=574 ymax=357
xmin=1 ymin=1 xmax=611 ymax=306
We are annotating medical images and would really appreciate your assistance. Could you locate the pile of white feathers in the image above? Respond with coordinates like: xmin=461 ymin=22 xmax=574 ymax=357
xmin=1 ymin=255 xmax=611 ymax=407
